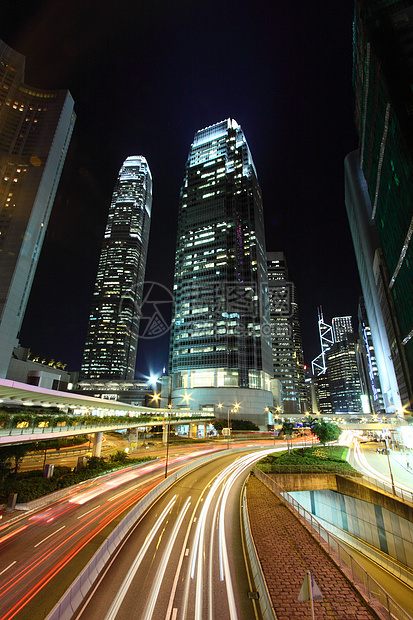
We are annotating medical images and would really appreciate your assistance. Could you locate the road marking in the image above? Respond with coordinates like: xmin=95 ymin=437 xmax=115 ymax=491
xmin=77 ymin=505 xmax=101 ymax=519
xmin=104 ymin=496 xmax=177 ymax=620
xmin=34 ymin=525 xmax=66 ymax=548
xmin=0 ymin=561 xmax=16 ymax=575
xmin=185 ymin=548 xmax=189 ymax=556
xmin=171 ymin=609 xmax=178 ymax=620
xmin=142 ymin=497 xmax=191 ymax=620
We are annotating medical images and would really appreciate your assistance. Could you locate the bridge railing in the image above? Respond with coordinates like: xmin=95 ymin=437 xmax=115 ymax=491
xmin=254 ymin=467 xmax=413 ymax=620
xmin=356 ymin=473 xmax=413 ymax=506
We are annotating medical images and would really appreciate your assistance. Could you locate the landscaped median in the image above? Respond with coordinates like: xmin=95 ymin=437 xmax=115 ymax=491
xmin=255 ymin=445 xmax=360 ymax=475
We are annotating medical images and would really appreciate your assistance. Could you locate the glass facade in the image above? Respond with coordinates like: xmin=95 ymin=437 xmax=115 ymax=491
xmin=0 ymin=39 xmax=75 ymax=377
xmin=327 ymin=333 xmax=363 ymax=414
xmin=169 ymin=119 xmax=272 ymax=394
xmin=81 ymin=156 xmax=152 ymax=380
xmin=353 ymin=0 xmax=413 ymax=403
xmin=267 ymin=252 xmax=305 ymax=414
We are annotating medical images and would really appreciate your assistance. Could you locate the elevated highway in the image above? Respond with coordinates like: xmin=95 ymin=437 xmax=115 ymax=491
xmin=0 ymin=378 xmax=213 ymax=449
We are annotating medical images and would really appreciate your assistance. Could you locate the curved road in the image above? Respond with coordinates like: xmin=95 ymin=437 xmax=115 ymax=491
xmin=72 ymin=449 xmax=277 ymax=620
xmin=0 ymin=447 xmax=226 ymax=620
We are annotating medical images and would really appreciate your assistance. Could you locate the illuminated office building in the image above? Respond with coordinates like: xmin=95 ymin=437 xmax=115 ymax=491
xmin=267 ymin=252 xmax=305 ymax=414
xmin=332 ymin=316 xmax=353 ymax=343
xmin=345 ymin=150 xmax=401 ymax=412
xmin=357 ymin=297 xmax=384 ymax=415
xmin=169 ymin=119 xmax=273 ymax=428
xmin=326 ymin=333 xmax=364 ymax=414
xmin=0 ymin=40 xmax=75 ymax=378
xmin=353 ymin=0 xmax=413 ymax=406
xmin=80 ymin=156 xmax=152 ymax=380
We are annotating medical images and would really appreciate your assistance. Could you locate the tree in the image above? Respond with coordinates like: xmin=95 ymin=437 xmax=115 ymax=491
xmin=279 ymin=421 xmax=295 ymax=452
xmin=0 ymin=443 xmax=32 ymax=477
xmin=311 ymin=420 xmax=341 ymax=445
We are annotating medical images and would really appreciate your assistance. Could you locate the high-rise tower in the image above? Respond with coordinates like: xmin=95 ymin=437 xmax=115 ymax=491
xmin=353 ymin=0 xmax=413 ymax=407
xmin=267 ymin=252 xmax=305 ymax=414
xmin=169 ymin=119 xmax=273 ymax=428
xmin=0 ymin=40 xmax=75 ymax=378
xmin=80 ymin=156 xmax=152 ymax=380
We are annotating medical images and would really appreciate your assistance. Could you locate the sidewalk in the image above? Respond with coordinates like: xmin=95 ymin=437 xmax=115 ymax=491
xmin=246 ymin=476 xmax=378 ymax=619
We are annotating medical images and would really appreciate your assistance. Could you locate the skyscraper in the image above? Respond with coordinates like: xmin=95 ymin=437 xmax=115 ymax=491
xmin=332 ymin=316 xmax=353 ymax=343
xmin=80 ymin=156 xmax=152 ymax=380
xmin=353 ymin=0 xmax=413 ymax=407
xmin=344 ymin=149 xmax=401 ymax=412
xmin=267 ymin=252 xmax=305 ymax=414
xmin=0 ymin=40 xmax=75 ymax=378
xmin=169 ymin=119 xmax=273 ymax=428
xmin=326 ymin=333 xmax=364 ymax=415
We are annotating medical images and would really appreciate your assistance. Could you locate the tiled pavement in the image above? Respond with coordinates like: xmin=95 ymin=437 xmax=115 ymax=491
xmin=246 ymin=476 xmax=378 ymax=619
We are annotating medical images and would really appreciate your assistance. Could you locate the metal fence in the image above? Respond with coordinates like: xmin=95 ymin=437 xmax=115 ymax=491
xmin=357 ymin=473 xmax=413 ymax=506
xmin=257 ymin=463 xmax=363 ymax=475
xmin=253 ymin=467 xmax=413 ymax=620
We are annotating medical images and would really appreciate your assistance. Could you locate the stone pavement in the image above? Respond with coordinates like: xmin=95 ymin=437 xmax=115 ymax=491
xmin=246 ymin=476 xmax=378 ymax=620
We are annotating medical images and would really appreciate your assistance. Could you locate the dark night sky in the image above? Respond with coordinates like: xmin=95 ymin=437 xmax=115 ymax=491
xmin=1 ymin=0 xmax=360 ymax=378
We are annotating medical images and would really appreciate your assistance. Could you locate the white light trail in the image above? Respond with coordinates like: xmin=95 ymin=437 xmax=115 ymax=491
xmin=104 ymin=495 xmax=177 ymax=620
xmin=141 ymin=497 xmax=191 ymax=620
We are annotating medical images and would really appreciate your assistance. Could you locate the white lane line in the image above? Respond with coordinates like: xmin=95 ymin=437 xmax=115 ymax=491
xmin=0 ymin=561 xmax=16 ymax=575
xmin=107 ymin=488 xmax=132 ymax=502
xmin=104 ymin=495 xmax=177 ymax=620
xmin=142 ymin=497 xmax=191 ymax=620
xmin=34 ymin=525 xmax=66 ymax=548
xmin=77 ymin=505 xmax=101 ymax=519
xmin=171 ymin=609 xmax=178 ymax=620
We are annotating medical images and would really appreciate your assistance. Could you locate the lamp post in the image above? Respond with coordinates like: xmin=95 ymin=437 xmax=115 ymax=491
xmin=165 ymin=403 xmax=172 ymax=479
xmin=384 ymin=436 xmax=396 ymax=495
xmin=217 ymin=402 xmax=240 ymax=449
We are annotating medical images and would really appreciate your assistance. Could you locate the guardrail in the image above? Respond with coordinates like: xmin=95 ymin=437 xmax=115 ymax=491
xmin=257 ymin=463 xmax=362 ymax=475
xmin=253 ymin=467 xmax=413 ymax=620
xmin=357 ymin=473 xmax=413 ymax=506
xmin=241 ymin=485 xmax=276 ymax=620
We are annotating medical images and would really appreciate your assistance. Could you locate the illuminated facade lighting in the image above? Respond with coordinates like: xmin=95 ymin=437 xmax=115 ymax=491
xmin=0 ymin=39 xmax=75 ymax=378
xmin=80 ymin=156 xmax=152 ymax=380
xmin=267 ymin=252 xmax=305 ymax=414
xmin=169 ymin=119 xmax=272 ymax=426
xmin=353 ymin=0 xmax=413 ymax=404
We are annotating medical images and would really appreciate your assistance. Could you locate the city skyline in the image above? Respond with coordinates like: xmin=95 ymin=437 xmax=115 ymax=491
xmin=0 ymin=1 xmax=360 ymax=377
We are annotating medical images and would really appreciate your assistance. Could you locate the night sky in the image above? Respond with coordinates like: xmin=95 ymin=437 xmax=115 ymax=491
xmin=1 ymin=0 xmax=360 ymax=379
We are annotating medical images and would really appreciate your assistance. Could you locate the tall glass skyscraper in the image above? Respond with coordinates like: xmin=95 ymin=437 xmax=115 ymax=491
xmin=0 ymin=40 xmax=75 ymax=378
xmin=353 ymin=0 xmax=413 ymax=407
xmin=80 ymin=156 xmax=152 ymax=380
xmin=267 ymin=252 xmax=305 ymax=414
xmin=169 ymin=119 xmax=273 ymax=428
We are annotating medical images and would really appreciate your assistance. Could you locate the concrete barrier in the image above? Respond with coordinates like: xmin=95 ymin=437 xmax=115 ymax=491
xmin=241 ymin=485 xmax=277 ymax=620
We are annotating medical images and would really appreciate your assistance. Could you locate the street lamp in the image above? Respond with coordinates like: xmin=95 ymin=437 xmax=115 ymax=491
xmin=165 ymin=403 xmax=172 ymax=479
xmin=217 ymin=402 xmax=240 ymax=449
xmin=384 ymin=436 xmax=396 ymax=495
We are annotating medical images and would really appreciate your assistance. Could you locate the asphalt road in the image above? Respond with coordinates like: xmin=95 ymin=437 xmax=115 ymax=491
xmin=0 ymin=446 xmax=227 ymax=620
xmin=73 ymin=448 xmax=277 ymax=620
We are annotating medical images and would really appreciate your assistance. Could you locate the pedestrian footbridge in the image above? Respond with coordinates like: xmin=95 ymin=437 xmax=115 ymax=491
xmin=0 ymin=378 xmax=214 ymax=452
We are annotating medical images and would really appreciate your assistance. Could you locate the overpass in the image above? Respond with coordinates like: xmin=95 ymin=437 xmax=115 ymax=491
xmin=0 ymin=378 xmax=214 ymax=454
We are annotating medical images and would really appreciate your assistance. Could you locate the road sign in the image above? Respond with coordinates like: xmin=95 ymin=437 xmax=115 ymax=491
xmin=298 ymin=571 xmax=323 ymax=620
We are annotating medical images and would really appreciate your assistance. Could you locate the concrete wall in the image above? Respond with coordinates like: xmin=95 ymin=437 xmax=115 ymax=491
xmin=288 ymin=488 xmax=413 ymax=570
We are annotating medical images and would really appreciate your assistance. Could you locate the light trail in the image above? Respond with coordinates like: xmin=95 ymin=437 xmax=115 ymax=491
xmin=141 ymin=497 xmax=191 ymax=620
xmin=104 ymin=496 xmax=178 ymax=620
